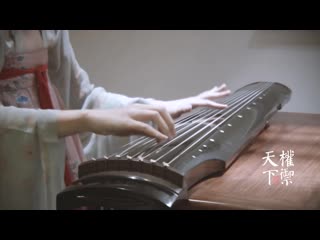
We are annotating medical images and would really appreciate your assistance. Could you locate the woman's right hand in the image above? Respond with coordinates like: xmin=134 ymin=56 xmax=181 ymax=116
xmin=58 ymin=104 xmax=176 ymax=142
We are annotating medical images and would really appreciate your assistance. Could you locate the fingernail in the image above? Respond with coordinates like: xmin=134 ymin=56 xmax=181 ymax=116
xmin=157 ymin=136 xmax=166 ymax=144
xmin=162 ymin=135 xmax=168 ymax=141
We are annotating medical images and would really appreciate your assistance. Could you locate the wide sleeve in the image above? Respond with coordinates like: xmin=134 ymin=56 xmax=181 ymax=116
xmin=0 ymin=106 xmax=59 ymax=143
xmin=0 ymin=106 xmax=66 ymax=210
xmin=45 ymin=30 xmax=154 ymax=111
xmin=44 ymin=30 xmax=154 ymax=159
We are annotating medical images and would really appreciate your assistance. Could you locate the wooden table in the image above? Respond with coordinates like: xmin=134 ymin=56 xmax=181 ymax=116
xmin=176 ymin=112 xmax=320 ymax=210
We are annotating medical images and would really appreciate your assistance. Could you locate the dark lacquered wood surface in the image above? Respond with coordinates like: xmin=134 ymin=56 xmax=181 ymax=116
xmin=175 ymin=112 xmax=320 ymax=210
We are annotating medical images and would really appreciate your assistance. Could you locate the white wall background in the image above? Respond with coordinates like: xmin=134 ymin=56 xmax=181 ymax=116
xmin=70 ymin=30 xmax=320 ymax=114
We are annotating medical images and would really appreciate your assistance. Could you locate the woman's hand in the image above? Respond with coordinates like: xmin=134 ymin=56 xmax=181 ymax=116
xmin=57 ymin=84 xmax=230 ymax=141
xmin=57 ymin=104 xmax=175 ymax=142
xmin=151 ymin=83 xmax=231 ymax=119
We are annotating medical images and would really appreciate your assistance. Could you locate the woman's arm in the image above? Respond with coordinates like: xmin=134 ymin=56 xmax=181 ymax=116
xmin=57 ymin=104 xmax=175 ymax=141
xmin=45 ymin=30 xmax=231 ymax=118
xmin=45 ymin=30 xmax=152 ymax=111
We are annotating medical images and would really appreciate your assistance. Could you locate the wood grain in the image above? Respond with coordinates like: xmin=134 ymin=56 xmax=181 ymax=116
xmin=175 ymin=112 xmax=320 ymax=210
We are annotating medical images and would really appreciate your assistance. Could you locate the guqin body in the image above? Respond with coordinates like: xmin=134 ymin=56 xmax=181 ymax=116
xmin=57 ymin=82 xmax=291 ymax=210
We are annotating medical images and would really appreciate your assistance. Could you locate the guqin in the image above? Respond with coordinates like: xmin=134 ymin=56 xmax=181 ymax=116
xmin=56 ymin=82 xmax=291 ymax=210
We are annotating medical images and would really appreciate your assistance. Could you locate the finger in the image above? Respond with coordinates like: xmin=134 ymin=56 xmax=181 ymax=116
xmin=130 ymin=109 xmax=173 ymax=139
xmin=199 ymin=85 xmax=230 ymax=99
xmin=206 ymin=101 xmax=229 ymax=109
xmin=132 ymin=104 xmax=176 ymax=137
xmin=209 ymin=86 xmax=218 ymax=92
xmin=192 ymin=99 xmax=228 ymax=109
xmin=210 ymin=89 xmax=232 ymax=99
xmin=205 ymin=84 xmax=225 ymax=93
xmin=216 ymin=83 xmax=227 ymax=92
xmin=154 ymin=106 xmax=176 ymax=137
xmin=132 ymin=120 xmax=168 ymax=142
xmin=145 ymin=109 xmax=174 ymax=139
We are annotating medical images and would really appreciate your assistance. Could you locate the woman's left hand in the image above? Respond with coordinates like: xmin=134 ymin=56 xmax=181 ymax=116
xmin=151 ymin=83 xmax=231 ymax=119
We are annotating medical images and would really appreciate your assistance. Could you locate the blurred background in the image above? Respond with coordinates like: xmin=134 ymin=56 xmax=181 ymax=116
xmin=70 ymin=30 xmax=320 ymax=114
